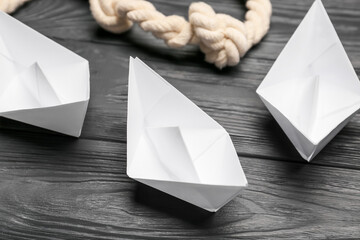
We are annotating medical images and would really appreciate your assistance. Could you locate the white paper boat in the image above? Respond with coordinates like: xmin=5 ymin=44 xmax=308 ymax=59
xmin=256 ymin=0 xmax=360 ymax=161
xmin=127 ymin=57 xmax=247 ymax=212
xmin=0 ymin=11 xmax=89 ymax=137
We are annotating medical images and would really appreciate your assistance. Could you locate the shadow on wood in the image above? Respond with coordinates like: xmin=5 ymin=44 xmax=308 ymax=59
xmin=0 ymin=116 xmax=77 ymax=138
xmin=262 ymin=117 xmax=305 ymax=162
xmin=134 ymin=182 xmax=216 ymax=226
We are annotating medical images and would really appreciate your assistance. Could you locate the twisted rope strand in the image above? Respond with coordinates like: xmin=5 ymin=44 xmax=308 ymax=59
xmin=0 ymin=0 xmax=29 ymax=13
xmin=90 ymin=0 xmax=272 ymax=69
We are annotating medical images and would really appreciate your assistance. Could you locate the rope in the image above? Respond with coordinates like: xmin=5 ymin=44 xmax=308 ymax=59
xmin=0 ymin=0 xmax=272 ymax=69
xmin=89 ymin=0 xmax=272 ymax=69
xmin=0 ymin=0 xmax=29 ymax=13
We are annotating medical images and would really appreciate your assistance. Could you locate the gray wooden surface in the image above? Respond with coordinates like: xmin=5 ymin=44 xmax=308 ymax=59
xmin=1 ymin=0 xmax=360 ymax=239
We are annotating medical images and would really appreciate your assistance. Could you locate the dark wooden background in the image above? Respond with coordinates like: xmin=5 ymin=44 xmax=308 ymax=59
xmin=1 ymin=0 xmax=359 ymax=239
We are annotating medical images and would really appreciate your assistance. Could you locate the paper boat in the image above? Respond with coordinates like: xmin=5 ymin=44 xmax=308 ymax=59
xmin=0 ymin=11 xmax=89 ymax=137
xmin=127 ymin=57 xmax=247 ymax=212
xmin=256 ymin=0 xmax=360 ymax=161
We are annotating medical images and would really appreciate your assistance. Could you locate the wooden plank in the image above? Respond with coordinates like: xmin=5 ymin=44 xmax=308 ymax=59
xmin=11 ymin=0 xmax=360 ymax=91
xmin=0 ymin=0 xmax=358 ymax=238
xmin=0 ymin=132 xmax=358 ymax=239
xmin=13 ymin=0 xmax=360 ymax=43
xmin=11 ymin=0 xmax=360 ymax=71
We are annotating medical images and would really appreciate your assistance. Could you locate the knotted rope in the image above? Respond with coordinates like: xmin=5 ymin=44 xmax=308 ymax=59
xmin=89 ymin=0 xmax=272 ymax=69
xmin=0 ymin=0 xmax=29 ymax=13
xmin=0 ymin=0 xmax=272 ymax=69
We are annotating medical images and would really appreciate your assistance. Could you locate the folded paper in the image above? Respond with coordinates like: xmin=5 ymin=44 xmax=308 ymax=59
xmin=256 ymin=0 xmax=360 ymax=161
xmin=127 ymin=57 xmax=247 ymax=212
xmin=0 ymin=11 xmax=89 ymax=137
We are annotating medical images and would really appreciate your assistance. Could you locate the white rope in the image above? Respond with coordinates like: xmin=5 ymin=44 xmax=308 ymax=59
xmin=90 ymin=0 xmax=272 ymax=69
xmin=0 ymin=0 xmax=29 ymax=14
xmin=0 ymin=0 xmax=272 ymax=69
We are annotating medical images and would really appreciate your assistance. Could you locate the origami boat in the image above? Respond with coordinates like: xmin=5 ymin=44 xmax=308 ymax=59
xmin=0 ymin=12 xmax=89 ymax=137
xmin=127 ymin=57 xmax=247 ymax=211
xmin=257 ymin=0 xmax=360 ymax=161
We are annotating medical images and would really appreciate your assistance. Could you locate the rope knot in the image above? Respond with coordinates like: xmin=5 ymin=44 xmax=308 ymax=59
xmin=189 ymin=2 xmax=250 ymax=69
xmin=89 ymin=0 xmax=272 ymax=69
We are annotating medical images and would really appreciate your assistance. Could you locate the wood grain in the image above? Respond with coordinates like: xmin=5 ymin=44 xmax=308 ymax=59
xmin=0 ymin=0 xmax=359 ymax=238
xmin=0 ymin=133 xmax=359 ymax=239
